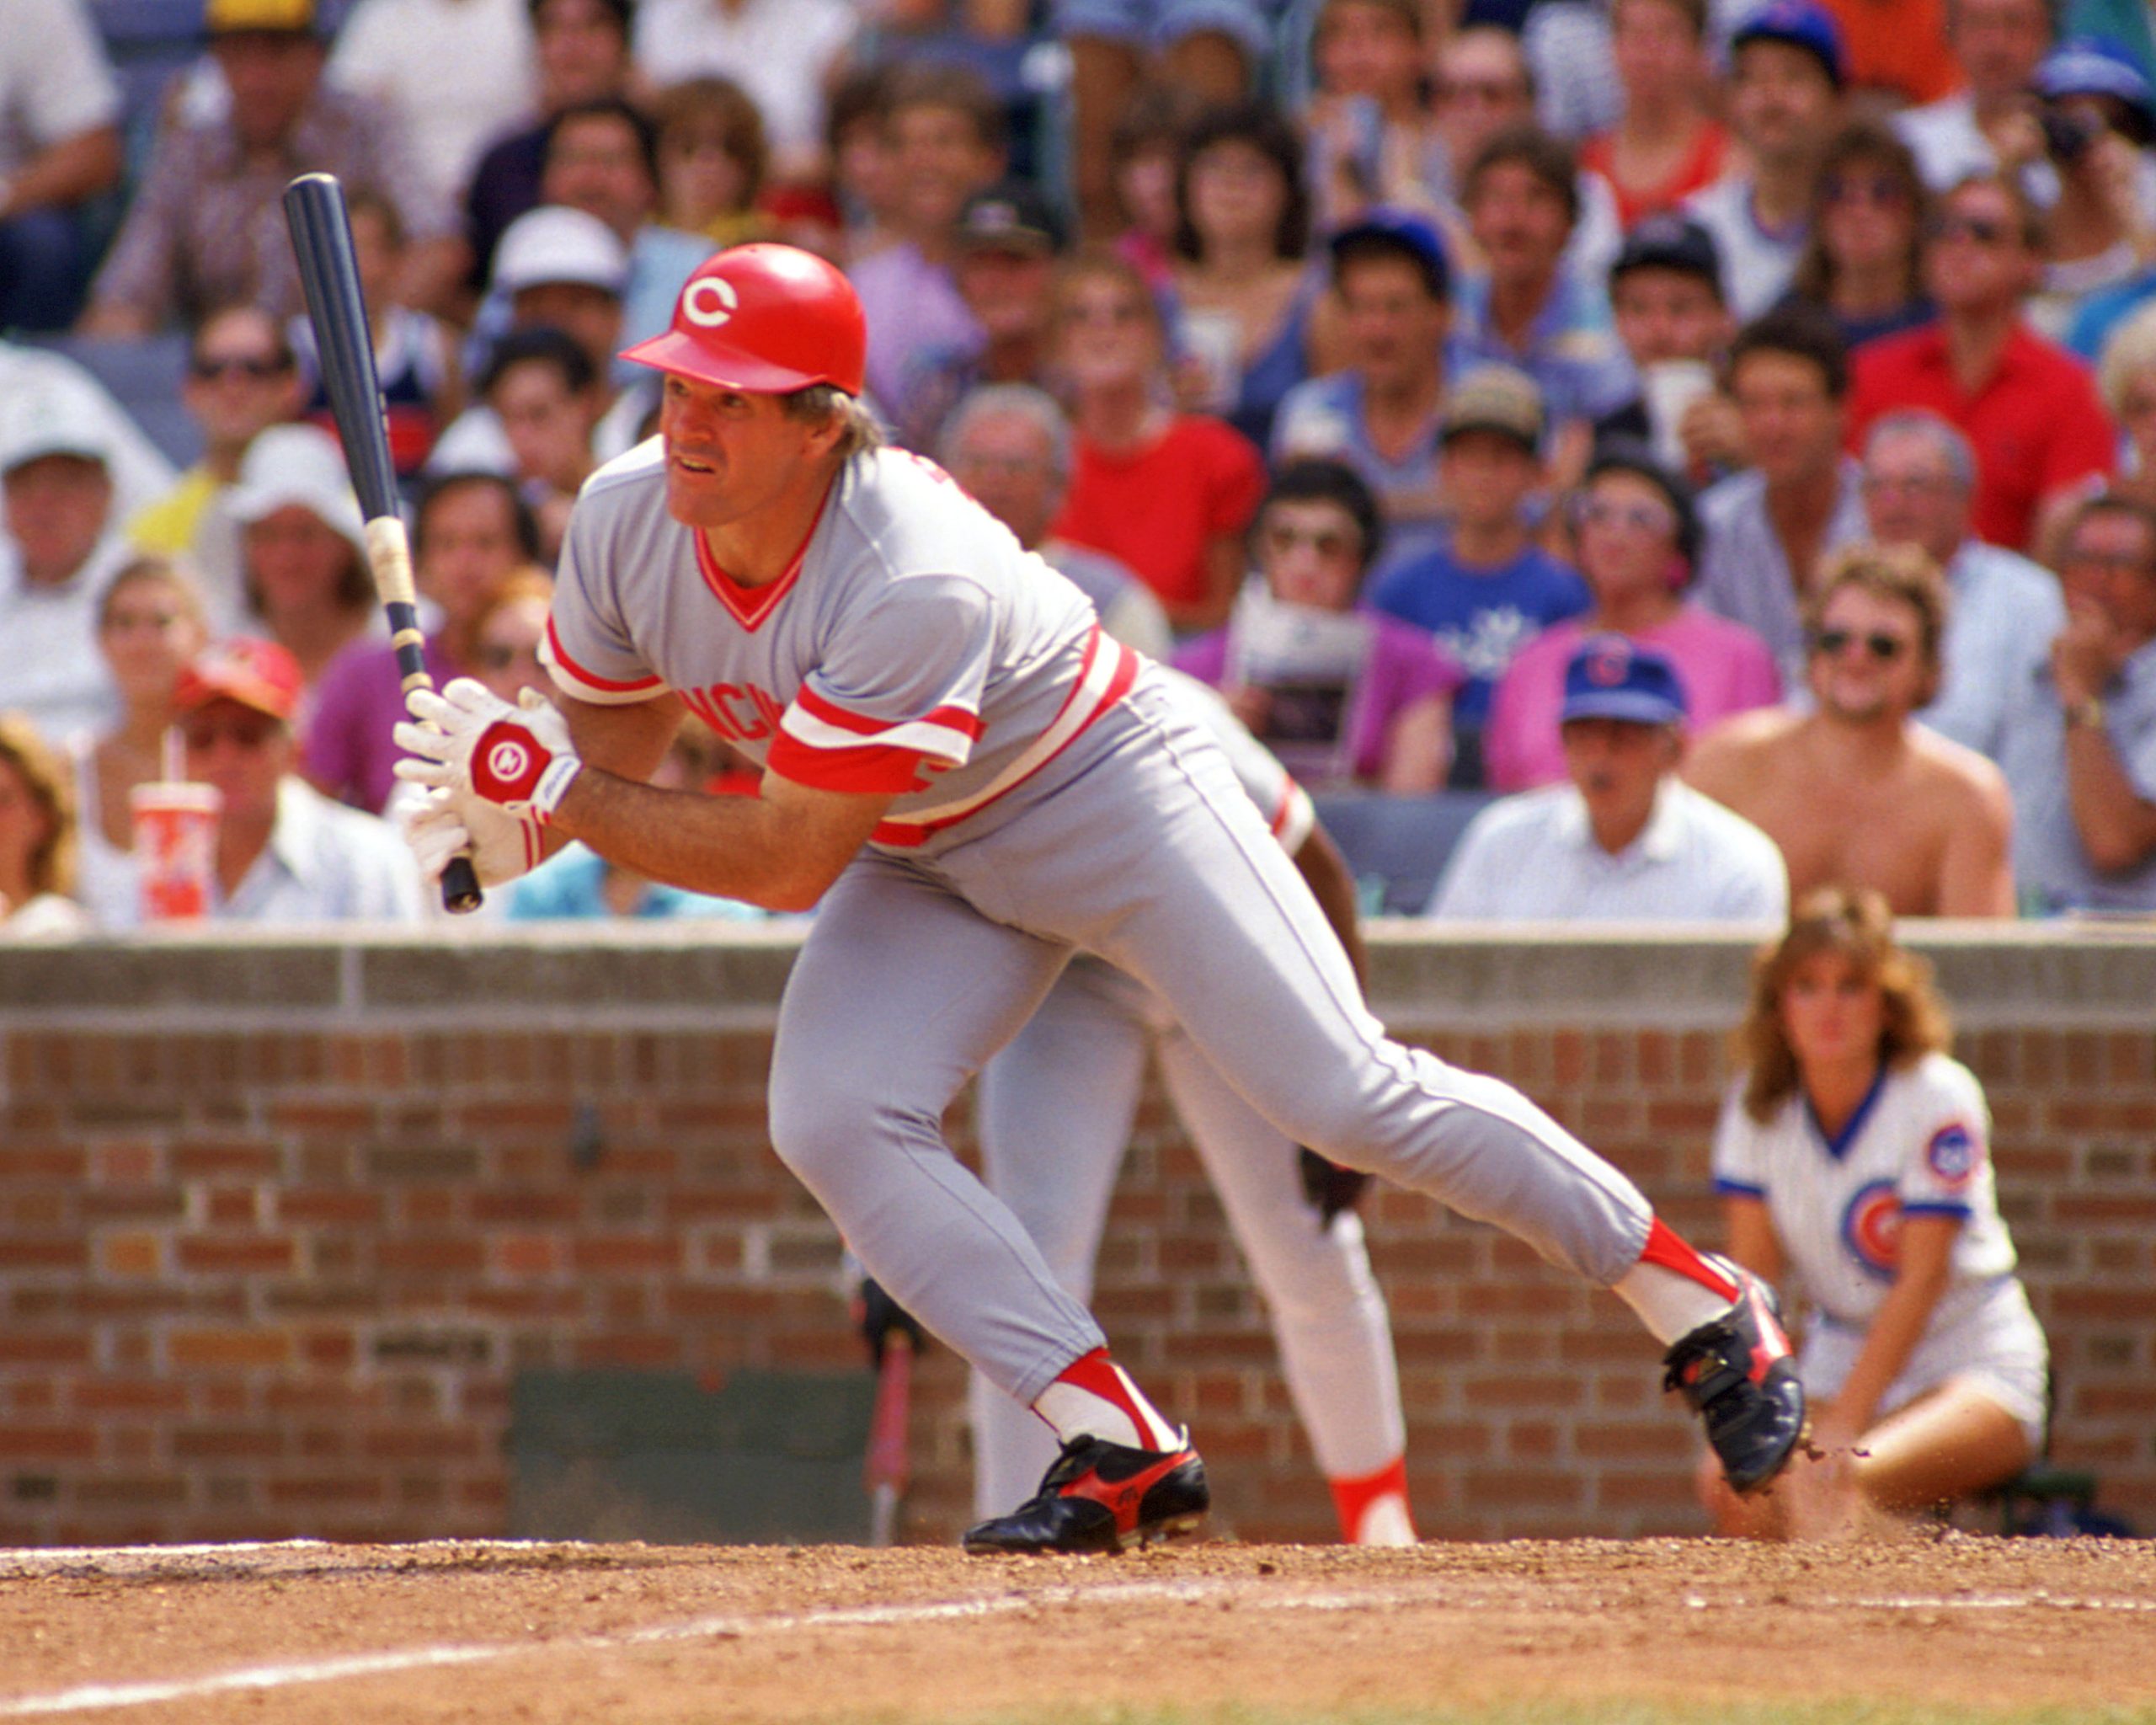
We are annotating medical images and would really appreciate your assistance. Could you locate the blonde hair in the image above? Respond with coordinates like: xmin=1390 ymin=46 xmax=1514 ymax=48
xmin=1802 ymin=541 xmax=1951 ymax=697
xmin=2098 ymin=297 xmax=2156 ymax=418
xmin=1734 ymin=887 xmax=1951 ymax=1123
xmin=0 ymin=712 xmax=77 ymax=900
xmin=96 ymin=554 xmax=211 ymax=633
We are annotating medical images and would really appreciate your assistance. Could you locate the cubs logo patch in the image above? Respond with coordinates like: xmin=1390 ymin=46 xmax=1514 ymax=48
xmin=1840 ymin=1178 xmax=1902 ymax=1282
xmin=1584 ymin=640 xmax=1631 ymax=686
xmin=486 ymin=739 xmax=531 ymax=782
xmin=1925 ymin=1121 xmax=1979 ymax=1184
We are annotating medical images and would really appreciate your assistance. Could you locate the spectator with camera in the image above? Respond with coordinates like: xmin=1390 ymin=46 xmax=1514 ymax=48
xmin=2024 ymin=39 xmax=2156 ymax=338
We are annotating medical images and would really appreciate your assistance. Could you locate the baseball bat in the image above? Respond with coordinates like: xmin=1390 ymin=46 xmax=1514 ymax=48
xmin=864 ymin=1331 xmax=913 ymax=1546
xmin=282 ymin=171 xmax=483 ymax=914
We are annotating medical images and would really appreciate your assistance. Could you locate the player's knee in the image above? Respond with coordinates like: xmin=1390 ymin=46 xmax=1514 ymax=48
xmin=766 ymin=1071 xmax=881 ymax=1188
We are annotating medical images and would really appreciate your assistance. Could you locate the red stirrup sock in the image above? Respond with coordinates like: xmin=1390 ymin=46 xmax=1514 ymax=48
xmin=1031 ymin=1348 xmax=1182 ymax=1452
xmin=1329 ymin=1455 xmax=1415 ymax=1546
xmin=1612 ymin=1218 xmax=1742 ymax=1344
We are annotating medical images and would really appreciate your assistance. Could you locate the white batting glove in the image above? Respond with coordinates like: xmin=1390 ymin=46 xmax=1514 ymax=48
xmin=396 ymin=784 xmax=547 ymax=889
xmin=394 ymin=679 xmax=583 ymax=823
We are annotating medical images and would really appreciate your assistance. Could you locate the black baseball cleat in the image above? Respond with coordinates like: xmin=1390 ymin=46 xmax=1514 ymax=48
xmin=1662 ymin=1259 xmax=1807 ymax=1494
xmin=961 ymin=1432 xmax=1209 ymax=1555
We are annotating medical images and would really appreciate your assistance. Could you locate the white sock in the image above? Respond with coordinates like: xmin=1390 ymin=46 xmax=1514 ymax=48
xmin=1033 ymin=1351 xmax=1181 ymax=1452
xmin=1349 ymin=1491 xmax=1417 ymax=1547
xmin=1613 ymin=1260 xmax=1736 ymax=1347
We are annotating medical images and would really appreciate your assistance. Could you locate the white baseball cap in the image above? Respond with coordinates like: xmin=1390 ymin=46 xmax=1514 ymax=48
xmin=227 ymin=424 xmax=368 ymax=555
xmin=493 ymin=206 xmax=629 ymax=297
xmin=0 ymin=386 xmax=116 ymax=475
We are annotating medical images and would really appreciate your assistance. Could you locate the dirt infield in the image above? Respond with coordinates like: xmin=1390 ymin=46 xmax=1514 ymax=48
xmin=3 ymin=1535 xmax=2153 ymax=1723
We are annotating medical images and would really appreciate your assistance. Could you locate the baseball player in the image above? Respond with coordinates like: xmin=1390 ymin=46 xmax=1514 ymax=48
xmin=396 ymin=243 xmax=1806 ymax=1556
xmin=969 ymin=667 xmax=1413 ymax=1545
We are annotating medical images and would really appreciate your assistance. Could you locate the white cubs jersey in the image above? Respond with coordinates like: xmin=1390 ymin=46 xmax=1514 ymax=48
xmin=542 ymin=442 xmax=1135 ymax=848
xmin=1711 ymin=1053 xmax=2019 ymax=1330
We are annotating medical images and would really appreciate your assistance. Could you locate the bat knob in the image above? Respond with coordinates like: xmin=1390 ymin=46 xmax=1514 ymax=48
xmin=441 ymin=855 xmax=485 ymax=915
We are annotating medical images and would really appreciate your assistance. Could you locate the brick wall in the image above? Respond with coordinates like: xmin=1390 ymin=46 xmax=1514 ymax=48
xmin=1 ymin=928 xmax=2150 ymax=1546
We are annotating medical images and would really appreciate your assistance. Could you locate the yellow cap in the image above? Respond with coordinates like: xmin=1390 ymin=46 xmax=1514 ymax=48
xmin=205 ymin=0 xmax=318 ymax=34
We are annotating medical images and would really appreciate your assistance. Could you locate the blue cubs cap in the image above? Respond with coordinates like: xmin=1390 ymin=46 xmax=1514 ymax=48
xmin=1329 ymin=207 xmax=1449 ymax=301
xmin=1561 ymin=635 xmax=1689 ymax=728
xmin=1732 ymin=0 xmax=1846 ymax=88
xmin=2037 ymin=38 xmax=2156 ymax=141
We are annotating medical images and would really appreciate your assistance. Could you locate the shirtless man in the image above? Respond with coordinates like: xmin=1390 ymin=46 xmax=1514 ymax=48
xmin=1685 ymin=542 xmax=2016 ymax=916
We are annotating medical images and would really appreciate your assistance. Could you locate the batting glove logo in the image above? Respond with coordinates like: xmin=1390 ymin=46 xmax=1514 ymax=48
xmin=486 ymin=739 xmax=531 ymax=784
xmin=684 ymin=277 xmax=740 ymax=328
xmin=471 ymin=720 xmax=551 ymax=807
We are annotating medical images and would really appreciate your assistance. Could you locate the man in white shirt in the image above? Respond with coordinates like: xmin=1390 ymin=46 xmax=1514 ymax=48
xmin=1895 ymin=0 xmax=2054 ymax=192
xmin=0 ymin=0 xmax=123 ymax=329
xmin=1430 ymin=634 xmax=1787 ymax=921
xmin=174 ymin=638 xmax=424 ymax=924
xmin=0 ymin=391 xmax=136 ymax=744
xmin=328 ymin=0 xmax=538 ymax=210
xmin=1860 ymin=409 xmax=2066 ymax=760
xmin=632 ymin=0 xmax=857 ymax=183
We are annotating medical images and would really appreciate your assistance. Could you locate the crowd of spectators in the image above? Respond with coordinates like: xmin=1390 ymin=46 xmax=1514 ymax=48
xmin=4 ymin=0 xmax=2156 ymax=933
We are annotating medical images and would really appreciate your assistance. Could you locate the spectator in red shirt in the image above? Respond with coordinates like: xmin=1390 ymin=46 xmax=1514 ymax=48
xmin=1848 ymin=172 xmax=2116 ymax=551
xmin=1049 ymin=249 xmax=1267 ymax=633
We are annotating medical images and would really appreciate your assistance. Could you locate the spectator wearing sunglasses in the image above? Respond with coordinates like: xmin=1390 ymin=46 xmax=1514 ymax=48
xmin=126 ymin=305 xmax=307 ymax=633
xmin=174 ymin=638 xmax=424 ymax=924
xmin=1685 ymin=542 xmax=2016 ymax=917
xmin=1482 ymin=441 xmax=1780 ymax=790
xmin=1993 ymin=493 xmax=2156 ymax=913
xmin=1847 ymin=173 xmax=2115 ymax=553
xmin=1779 ymin=120 xmax=1935 ymax=354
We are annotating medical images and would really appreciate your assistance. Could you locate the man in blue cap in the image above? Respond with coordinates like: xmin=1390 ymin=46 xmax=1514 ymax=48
xmin=1429 ymin=633 xmax=1789 ymax=921
xmin=1682 ymin=0 xmax=1847 ymax=318
xmin=1271 ymin=208 xmax=1455 ymax=573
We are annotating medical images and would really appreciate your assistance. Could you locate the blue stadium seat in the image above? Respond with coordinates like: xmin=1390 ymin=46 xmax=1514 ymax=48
xmin=24 ymin=331 xmax=201 ymax=469
xmin=1309 ymin=789 xmax=1497 ymax=916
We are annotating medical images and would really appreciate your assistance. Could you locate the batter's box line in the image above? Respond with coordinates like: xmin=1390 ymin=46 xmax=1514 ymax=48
xmin=8 ymin=1570 xmax=2156 ymax=1718
xmin=0 ymin=1577 xmax=1378 ymax=1719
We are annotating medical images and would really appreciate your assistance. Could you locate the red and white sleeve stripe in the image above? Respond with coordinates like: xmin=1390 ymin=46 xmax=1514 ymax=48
xmin=541 ymin=618 xmax=667 ymax=707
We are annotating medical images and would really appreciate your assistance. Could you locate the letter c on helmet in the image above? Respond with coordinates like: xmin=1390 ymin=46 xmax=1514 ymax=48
xmin=683 ymin=277 xmax=740 ymax=328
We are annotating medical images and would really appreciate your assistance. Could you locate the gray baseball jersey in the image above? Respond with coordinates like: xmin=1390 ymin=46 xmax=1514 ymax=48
xmin=546 ymin=441 xmax=1657 ymax=1422
xmin=544 ymin=441 xmax=1136 ymax=849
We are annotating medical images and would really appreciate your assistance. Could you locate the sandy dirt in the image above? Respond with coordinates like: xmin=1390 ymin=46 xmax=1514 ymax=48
xmin=3 ymin=1535 xmax=2153 ymax=1722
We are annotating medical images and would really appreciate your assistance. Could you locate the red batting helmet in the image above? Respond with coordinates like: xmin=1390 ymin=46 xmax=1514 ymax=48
xmin=620 ymin=243 xmax=867 ymax=396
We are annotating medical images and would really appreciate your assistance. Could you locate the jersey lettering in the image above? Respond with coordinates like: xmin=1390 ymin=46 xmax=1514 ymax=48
xmin=686 ymin=681 xmax=785 ymax=743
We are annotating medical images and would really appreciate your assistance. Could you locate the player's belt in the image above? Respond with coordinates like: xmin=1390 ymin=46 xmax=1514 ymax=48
xmin=871 ymin=626 xmax=1140 ymax=848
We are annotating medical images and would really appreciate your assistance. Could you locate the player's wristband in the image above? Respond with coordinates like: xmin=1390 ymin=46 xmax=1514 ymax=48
xmin=470 ymin=718 xmax=582 ymax=823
